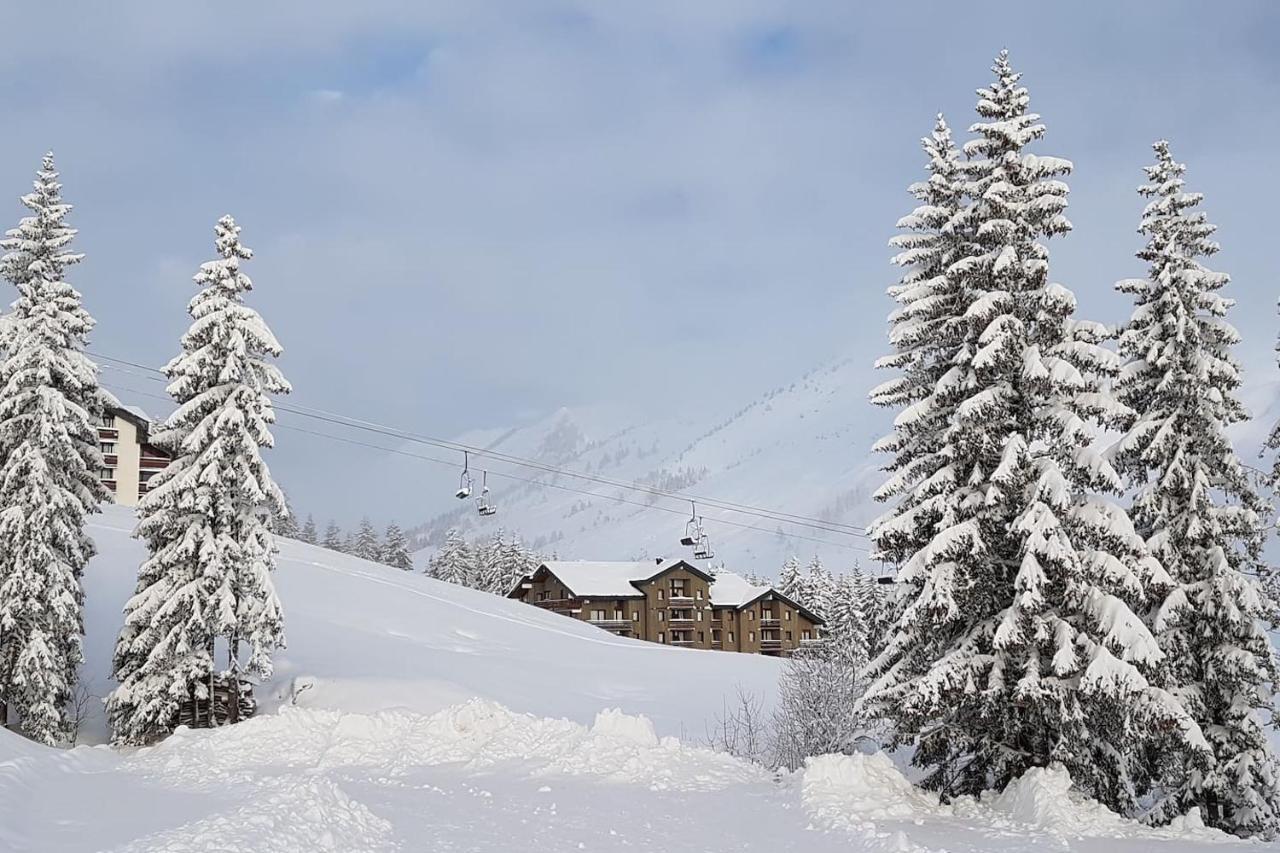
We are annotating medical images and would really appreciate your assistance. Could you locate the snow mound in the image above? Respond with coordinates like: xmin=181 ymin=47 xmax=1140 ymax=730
xmin=804 ymin=754 xmax=1239 ymax=848
xmin=986 ymin=764 xmax=1129 ymax=835
xmin=802 ymin=752 xmax=944 ymax=824
xmin=103 ymin=777 xmax=398 ymax=853
xmin=127 ymin=698 xmax=764 ymax=794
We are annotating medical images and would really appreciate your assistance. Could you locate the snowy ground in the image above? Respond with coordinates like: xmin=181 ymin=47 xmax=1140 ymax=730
xmin=1 ymin=506 xmax=1271 ymax=852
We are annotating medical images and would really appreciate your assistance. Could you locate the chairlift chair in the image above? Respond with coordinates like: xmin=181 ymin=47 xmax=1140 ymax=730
xmin=455 ymin=451 xmax=473 ymax=499
xmin=680 ymin=502 xmax=700 ymax=546
xmin=692 ymin=524 xmax=714 ymax=560
xmin=476 ymin=470 xmax=497 ymax=516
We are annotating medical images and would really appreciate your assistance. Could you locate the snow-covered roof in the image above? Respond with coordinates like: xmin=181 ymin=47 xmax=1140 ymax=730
xmin=540 ymin=561 xmax=658 ymax=597
xmin=122 ymin=405 xmax=154 ymax=425
xmin=708 ymin=570 xmax=773 ymax=608
xmin=538 ymin=558 xmax=712 ymax=597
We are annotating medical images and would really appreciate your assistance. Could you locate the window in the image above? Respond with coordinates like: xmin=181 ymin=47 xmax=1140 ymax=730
xmin=695 ymin=611 xmax=702 ymax=622
xmin=725 ymin=611 xmax=733 ymax=621
xmin=657 ymin=611 xmax=664 ymax=622
xmin=786 ymin=631 xmax=792 ymax=641
xmin=695 ymin=590 xmax=702 ymax=600
xmin=749 ymin=632 xmax=755 ymax=643
xmin=728 ymin=632 xmax=735 ymax=644
xmin=697 ymin=632 xmax=704 ymax=643
xmin=785 ymin=611 xmax=791 ymax=621
xmin=632 ymin=611 xmax=639 ymax=621
xmin=100 ymin=442 xmax=116 ymax=455
xmin=802 ymin=630 xmax=811 ymax=641
xmin=613 ymin=609 xmax=624 ymax=621
xmin=139 ymin=470 xmax=158 ymax=482
xmin=590 ymin=610 xmax=606 ymax=621
xmin=658 ymin=589 xmax=664 ymax=600
xmin=747 ymin=611 xmax=754 ymax=621
xmin=101 ymin=414 xmax=116 ymax=428
xmin=100 ymin=468 xmax=114 ymax=480
xmin=670 ymin=579 xmax=685 ymax=595
xmin=537 ymin=590 xmax=548 ymax=601
xmin=658 ymin=632 xmax=665 ymax=644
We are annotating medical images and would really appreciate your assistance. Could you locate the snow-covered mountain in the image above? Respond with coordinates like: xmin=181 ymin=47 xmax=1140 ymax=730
xmin=408 ymin=355 xmax=888 ymax=577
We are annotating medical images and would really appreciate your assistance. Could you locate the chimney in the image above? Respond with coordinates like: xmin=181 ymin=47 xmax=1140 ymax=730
xmin=655 ymin=557 xmax=664 ymax=565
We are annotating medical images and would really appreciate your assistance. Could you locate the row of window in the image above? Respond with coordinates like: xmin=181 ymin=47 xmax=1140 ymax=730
xmin=652 ymin=628 xmax=814 ymax=645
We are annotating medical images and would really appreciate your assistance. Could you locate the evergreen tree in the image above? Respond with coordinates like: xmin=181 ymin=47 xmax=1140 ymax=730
xmin=1116 ymin=141 xmax=1280 ymax=835
xmin=299 ymin=514 xmax=318 ymax=545
xmin=382 ymin=522 xmax=413 ymax=570
xmin=427 ymin=528 xmax=474 ymax=585
xmin=322 ymin=520 xmax=344 ymax=551
xmin=863 ymin=54 xmax=1205 ymax=813
xmin=352 ymin=516 xmax=382 ymax=562
xmin=275 ymin=492 xmax=298 ymax=538
xmin=107 ymin=215 xmax=290 ymax=744
xmin=778 ymin=556 xmax=802 ymax=600
xmin=0 ymin=153 xmax=107 ymax=744
xmin=869 ymin=114 xmax=970 ymax=571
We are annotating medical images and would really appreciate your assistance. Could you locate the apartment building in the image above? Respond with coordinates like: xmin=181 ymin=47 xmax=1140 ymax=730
xmin=98 ymin=405 xmax=172 ymax=506
xmin=507 ymin=558 xmax=824 ymax=656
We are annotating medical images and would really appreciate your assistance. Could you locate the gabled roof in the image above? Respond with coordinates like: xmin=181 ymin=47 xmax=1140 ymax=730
xmin=515 ymin=558 xmax=714 ymax=599
xmin=706 ymin=570 xmax=772 ymax=608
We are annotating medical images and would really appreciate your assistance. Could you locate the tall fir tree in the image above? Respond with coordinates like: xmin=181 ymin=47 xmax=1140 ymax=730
xmin=352 ymin=516 xmax=382 ymax=562
xmin=107 ymin=216 xmax=290 ymax=744
xmin=778 ymin=556 xmax=802 ymax=600
xmin=0 ymin=153 xmax=107 ymax=743
xmin=869 ymin=114 xmax=970 ymax=571
xmin=299 ymin=514 xmax=318 ymax=545
xmin=275 ymin=491 xmax=299 ymax=538
xmin=427 ymin=528 xmax=473 ymax=585
xmin=382 ymin=522 xmax=413 ymax=570
xmin=322 ymin=520 xmax=344 ymax=551
xmin=863 ymin=53 xmax=1205 ymax=813
xmin=1115 ymin=141 xmax=1280 ymax=836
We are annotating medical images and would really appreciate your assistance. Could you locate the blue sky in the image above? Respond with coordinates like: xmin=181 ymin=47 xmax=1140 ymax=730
xmin=5 ymin=2 xmax=1280 ymax=524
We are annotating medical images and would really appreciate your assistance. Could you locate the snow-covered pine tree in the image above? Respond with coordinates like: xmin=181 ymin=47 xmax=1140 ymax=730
xmin=778 ymin=556 xmax=801 ymax=600
xmin=863 ymin=53 xmax=1206 ymax=814
xmin=322 ymin=520 xmax=344 ymax=551
xmin=869 ymin=114 xmax=970 ymax=572
xmin=382 ymin=522 xmax=413 ymax=570
xmin=0 ymin=153 xmax=107 ymax=744
xmin=1115 ymin=141 xmax=1280 ymax=836
xmin=353 ymin=517 xmax=382 ymax=562
xmin=824 ymin=570 xmax=871 ymax=670
xmin=300 ymin=515 xmax=318 ymax=545
xmin=427 ymin=528 xmax=473 ymax=585
xmin=107 ymin=215 xmax=290 ymax=744
xmin=275 ymin=492 xmax=298 ymax=538
xmin=803 ymin=556 xmax=834 ymax=621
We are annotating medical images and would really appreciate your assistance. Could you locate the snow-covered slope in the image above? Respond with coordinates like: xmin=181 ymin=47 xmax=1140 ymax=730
xmin=0 ymin=505 xmax=1256 ymax=852
xmin=409 ymin=356 xmax=886 ymax=575
xmin=77 ymin=505 xmax=780 ymax=744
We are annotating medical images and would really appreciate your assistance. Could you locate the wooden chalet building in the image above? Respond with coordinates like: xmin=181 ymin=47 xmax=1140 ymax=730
xmin=507 ymin=558 xmax=824 ymax=656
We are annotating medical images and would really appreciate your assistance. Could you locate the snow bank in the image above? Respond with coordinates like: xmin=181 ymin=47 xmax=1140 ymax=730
xmin=802 ymin=753 xmax=943 ymax=824
xmin=126 ymin=698 xmax=766 ymax=794
xmin=802 ymin=754 xmax=1237 ymax=847
xmin=104 ymin=777 xmax=398 ymax=853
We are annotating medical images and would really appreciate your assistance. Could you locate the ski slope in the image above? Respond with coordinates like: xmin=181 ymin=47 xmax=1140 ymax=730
xmin=0 ymin=505 xmax=1262 ymax=852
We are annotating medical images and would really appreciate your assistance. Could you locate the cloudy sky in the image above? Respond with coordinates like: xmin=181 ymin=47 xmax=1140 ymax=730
xmin=6 ymin=2 xmax=1280 ymax=525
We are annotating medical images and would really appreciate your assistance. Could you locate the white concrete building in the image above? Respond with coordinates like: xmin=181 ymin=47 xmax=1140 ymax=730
xmin=98 ymin=405 xmax=171 ymax=506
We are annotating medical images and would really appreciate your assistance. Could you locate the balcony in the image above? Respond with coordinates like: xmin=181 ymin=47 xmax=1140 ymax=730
xmin=667 ymin=593 xmax=694 ymax=604
xmin=670 ymin=638 xmax=694 ymax=646
xmin=588 ymin=619 xmax=633 ymax=633
xmin=102 ymin=454 xmax=118 ymax=466
xmin=760 ymin=617 xmax=781 ymax=626
xmin=101 ymin=479 xmax=117 ymax=490
xmin=140 ymin=456 xmax=169 ymax=470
